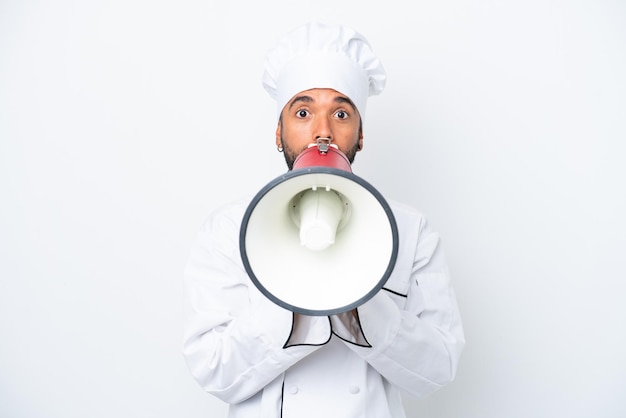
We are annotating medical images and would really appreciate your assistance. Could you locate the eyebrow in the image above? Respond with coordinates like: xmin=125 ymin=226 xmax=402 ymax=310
xmin=288 ymin=94 xmax=357 ymax=112
xmin=288 ymin=95 xmax=313 ymax=109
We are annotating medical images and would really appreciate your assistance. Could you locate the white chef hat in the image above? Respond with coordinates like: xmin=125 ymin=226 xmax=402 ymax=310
xmin=262 ymin=22 xmax=386 ymax=121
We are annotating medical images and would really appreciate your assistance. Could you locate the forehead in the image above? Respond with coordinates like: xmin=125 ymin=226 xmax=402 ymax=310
xmin=285 ymin=88 xmax=356 ymax=110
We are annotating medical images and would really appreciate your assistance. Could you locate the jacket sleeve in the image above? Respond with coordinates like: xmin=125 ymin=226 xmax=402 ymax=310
xmin=345 ymin=208 xmax=465 ymax=398
xmin=182 ymin=203 xmax=325 ymax=404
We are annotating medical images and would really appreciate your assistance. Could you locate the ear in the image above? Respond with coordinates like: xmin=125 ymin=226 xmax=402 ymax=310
xmin=275 ymin=121 xmax=282 ymax=148
xmin=357 ymin=129 xmax=364 ymax=151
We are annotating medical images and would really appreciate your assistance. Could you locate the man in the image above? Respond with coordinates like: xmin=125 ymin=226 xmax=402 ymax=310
xmin=183 ymin=22 xmax=464 ymax=418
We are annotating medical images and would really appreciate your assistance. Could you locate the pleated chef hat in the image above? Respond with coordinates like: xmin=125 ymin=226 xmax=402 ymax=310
xmin=262 ymin=22 xmax=386 ymax=122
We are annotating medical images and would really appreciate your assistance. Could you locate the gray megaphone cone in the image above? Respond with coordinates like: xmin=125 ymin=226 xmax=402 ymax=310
xmin=239 ymin=144 xmax=399 ymax=315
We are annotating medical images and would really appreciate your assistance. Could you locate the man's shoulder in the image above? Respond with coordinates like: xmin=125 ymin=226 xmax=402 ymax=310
xmin=199 ymin=196 xmax=253 ymax=231
xmin=211 ymin=196 xmax=253 ymax=215
xmin=387 ymin=199 xmax=427 ymax=225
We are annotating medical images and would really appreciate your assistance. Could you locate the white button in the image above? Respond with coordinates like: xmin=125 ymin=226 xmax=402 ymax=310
xmin=288 ymin=385 xmax=299 ymax=395
xmin=349 ymin=386 xmax=360 ymax=394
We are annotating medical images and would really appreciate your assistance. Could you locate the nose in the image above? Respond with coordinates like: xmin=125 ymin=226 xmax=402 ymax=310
xmin=314 ymin=116 xmax=332 ymax=142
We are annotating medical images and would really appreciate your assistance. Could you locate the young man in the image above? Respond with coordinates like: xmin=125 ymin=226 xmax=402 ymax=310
xmin=183 ymin=22 xmax=464 ymax=418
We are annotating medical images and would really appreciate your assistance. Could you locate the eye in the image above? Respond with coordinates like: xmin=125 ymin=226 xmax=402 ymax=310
xmin=335 ymin=110 xmax=349 ymax=119
xmin=296 ymin=109 xmax=309 ymax=118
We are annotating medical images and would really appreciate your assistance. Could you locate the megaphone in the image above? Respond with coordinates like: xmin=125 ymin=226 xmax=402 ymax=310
xmin=240 ymin=140 xmax=399 ymax=316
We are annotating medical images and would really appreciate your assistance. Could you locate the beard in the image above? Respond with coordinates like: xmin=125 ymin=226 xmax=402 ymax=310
xmin=280 ymin=134 xmax=360 ymax=171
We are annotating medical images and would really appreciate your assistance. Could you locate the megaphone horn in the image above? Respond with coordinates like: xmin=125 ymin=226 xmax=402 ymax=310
xmin=239 ymin=140 xmax=399 ymax=316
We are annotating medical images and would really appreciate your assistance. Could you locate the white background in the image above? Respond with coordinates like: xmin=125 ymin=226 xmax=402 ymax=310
xmin=1 ymin=1 xmax=625 ymax=417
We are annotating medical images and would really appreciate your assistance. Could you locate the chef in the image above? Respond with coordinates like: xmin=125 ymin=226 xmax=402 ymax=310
xmin=183 ymin=21 xmax=465 ymax=418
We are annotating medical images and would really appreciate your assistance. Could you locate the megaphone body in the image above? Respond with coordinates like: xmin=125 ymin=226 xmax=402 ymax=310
xmin=239 ymin=142 xmax=399 ymax=316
